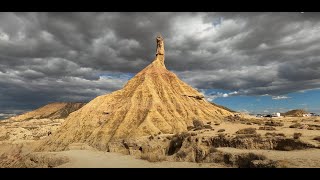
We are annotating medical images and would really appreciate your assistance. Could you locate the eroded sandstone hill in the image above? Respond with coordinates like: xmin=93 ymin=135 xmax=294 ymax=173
xmin=37 ymin=35 xmax=233 ymax=151
xmin=283 ymin=109 xmax=309 ymax=117
xmin=9 ymin=102 xmax=86 ymax=121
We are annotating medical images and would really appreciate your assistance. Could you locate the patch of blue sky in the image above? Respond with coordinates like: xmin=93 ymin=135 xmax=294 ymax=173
xmin=204 ymin=88 xmax=320 ymax=114
xmin=97 ymin=72 xmax=135 ymax=80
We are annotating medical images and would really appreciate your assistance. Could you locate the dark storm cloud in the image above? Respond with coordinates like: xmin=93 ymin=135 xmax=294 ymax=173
xmin=0 ymin=12 xmax=320 ymax=112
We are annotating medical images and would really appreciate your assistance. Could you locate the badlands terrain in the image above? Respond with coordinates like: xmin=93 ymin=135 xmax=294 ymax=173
xmin=0 ymin=36 xmax=319 ymax=168
xmin=1 ymin=113 xmax=320 ymax=168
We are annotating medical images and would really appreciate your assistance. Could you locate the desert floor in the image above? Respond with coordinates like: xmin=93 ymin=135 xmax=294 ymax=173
xmin=1 ymin=115 xmax=319 ymax=168
xmin=54 ymin=150 xmax=225 ymax=168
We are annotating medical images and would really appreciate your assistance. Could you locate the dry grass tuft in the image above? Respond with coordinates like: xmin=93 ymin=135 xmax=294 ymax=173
xmin=236 ymin=128 xmax=257 ymax=134
xmin=293 ymin=133 xmax=302 ymax=139
xmin=141 ymin=153 xmax=166 ymax=162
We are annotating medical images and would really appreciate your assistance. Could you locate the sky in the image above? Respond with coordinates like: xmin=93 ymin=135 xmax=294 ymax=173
xmin=0 ymin=12 xmax=320 ymax=117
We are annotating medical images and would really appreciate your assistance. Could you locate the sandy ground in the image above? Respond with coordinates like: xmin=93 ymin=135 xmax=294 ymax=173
xmin=217 ymin=147 xmax=320 ymax=168
xmin=54 ymin=150 xmax=226 ymax=168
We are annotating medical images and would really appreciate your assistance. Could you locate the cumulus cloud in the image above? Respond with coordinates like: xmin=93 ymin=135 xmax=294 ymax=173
xmin=272 ymin=96 xmax=291 ymax=100
xmin=0 ymin=12 xmax=320 ymax=111
xmin=199 ymin=89 xmax=238 ymax=101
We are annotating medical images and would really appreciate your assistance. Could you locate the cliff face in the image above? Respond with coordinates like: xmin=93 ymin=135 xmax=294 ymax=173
xmin=9 ymin=102 xmax=86 ymax=121
xmin=37 ymin=36 xmax=233 ymax=151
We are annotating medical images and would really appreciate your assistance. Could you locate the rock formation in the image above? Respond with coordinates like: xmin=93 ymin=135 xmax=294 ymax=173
xmin=283 ymin=109 xmax=309 ymax=117
xmin=37 ymin=35 xmax=233 ymax=151
xmin=9 ymin=102 xmax=86 ymax=121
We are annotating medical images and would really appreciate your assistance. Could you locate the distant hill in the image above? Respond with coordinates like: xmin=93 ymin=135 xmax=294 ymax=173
xmin=210 ymin=102 xmax=236 ymax=113
xmin=283 ymin=109 xmax=308 ymax=117
xmin=9 ymin=102 xmax=86 ymax=121
xmin=0 ymin=113 xmax=16 ymax=120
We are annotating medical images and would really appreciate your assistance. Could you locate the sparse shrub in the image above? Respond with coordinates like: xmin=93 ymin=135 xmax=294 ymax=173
xmin=158 ymin=132 xmax=162 ymax=135
xmin=209 ymin=147 xmax=219 ymax=153
xmin=313 ymin=136 xmax=320 ymax=142
xmin=190 ymin=132 xmax=197 ymax=136
xmin=237 ymin=153 xmax=267 ymax=168
xmin=193 ymin=120 xmax=204 ymax=128
xmin=0 ymin=134 xmax=10 ymax=141
xmin=265 ymin=132 xmax=285 ymax=137
xmin=97 ymin=121 xmax=103 ymax=126
xmin=246 ymin=122 xmax=253 ymax=125
xmin=193 ymin=127 xmax=203 ymax=131
xmin=203 ymin=125 xmax=213 ymax=129
xmin=293 ymin=133 xmax=302 ymax=139
xmin=275 ymin=138 xmax=315 ymax=151
xmin=148 ymin=135 xmax=154 ymax=140
xmin=217 ymin=129 xmax=225 ymax=132
xmin=187 ymin=126 xmax=194 ymax=131
xmin=236 ymin=128 xmax=257 ymax=134
xmin=175 ymin=150 xmax=187 ymax=159
xmin=265 ymin=121 xmax=284 ymax=126
xmin=218 ymin=133 xmax=226 ymax=139
xmin=214 ymin=123 xmax=220 ymax=126
xmin=187 ymin=136 xmax=192 ymax=142
xmin=307 ymin=127 xmax=317 ymax=130
xmin=207 ymin=122 xmax=212 ymax=125
xmin=249 ymin=160 xmax=279 ymax=168
xmin=289 ymin=123 xmax=301 ymax=128
xmin=33 ymin=136 xmax=41 ymax=140
xmin=246 ymin=119 xmax=264 ymax=125
xmin=236 ymin=134 xmax=261 ymax=138
xmin=307 ymin=124 xmax=320 ymax=130
xmin=314 ymin=120 xmax=319 ymax=122
xmin=141 ymin=153 xmax=166 ymax=162
xmin=259 ymin=126 xmax=276 ymax=131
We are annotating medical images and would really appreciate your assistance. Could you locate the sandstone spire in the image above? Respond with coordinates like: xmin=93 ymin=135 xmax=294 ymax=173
xmin=155 ymin=34 xmax=165 ymax=67
xmin=156 ymin=34 xmax=165 ymax=56
xmin=37 ymin=35 xmax=233 ymax=152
